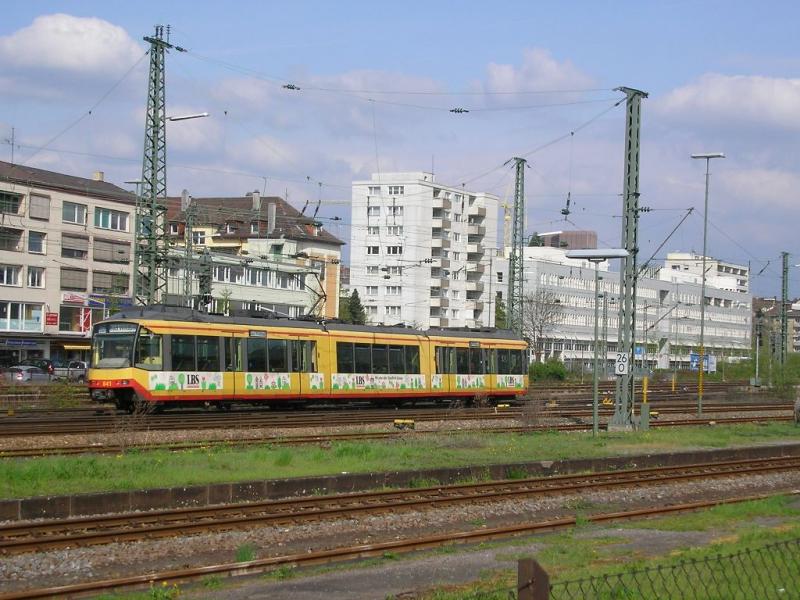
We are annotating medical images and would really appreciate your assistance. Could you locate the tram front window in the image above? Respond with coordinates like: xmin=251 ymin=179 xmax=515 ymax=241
xmin=91 ymin=322 xmax=137 ymax=368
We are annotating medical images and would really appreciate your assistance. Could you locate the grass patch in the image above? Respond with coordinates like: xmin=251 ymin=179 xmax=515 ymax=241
xmin=416 ymin=495 xmax=800 ymax=599
xmin=1 ymin=423 xmax=799 ymax=499
xmin=235 ymin=543 xmax=257 ymax=563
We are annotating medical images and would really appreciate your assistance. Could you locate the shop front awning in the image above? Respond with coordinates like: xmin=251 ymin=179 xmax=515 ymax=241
xmin=62 ymin=344 xmax=91 ymax=350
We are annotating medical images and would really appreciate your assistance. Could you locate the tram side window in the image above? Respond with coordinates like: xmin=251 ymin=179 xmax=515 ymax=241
xmin=469 ymin=347 xmax=485 ymax=374
xmin=456 ymin=348 xmax=470 ymax=374
xmin=372 ymin=344 xmax=388 ymax=374
xmin=267 ymin=339 xmax=288 ymax=372
xmin=354 ymin=343 xmax=371 ymax=373
xmin=435 ymin=346 xmax=451 ymax=374
xmin=405 ymin=345 xmax=420 ymax=373
xmin=291 ymin=340 xmax=317 ymax=373
xmin=336 ymin=342 xmax=354 ymax=373
xmin=247 ymin=338 xmax=267 ymax=372
xmin=196 ymin=336 xmax=221 ymax=371
xmin=497 ymin=349 xmax=511 ymax=374
xmin=388 ymin=345 xmax=405 ymax=374
xmin=509 ymin=349 xmax=523 ymax=375
xmin=227 ymin=338 xmax=243 ymax=371
xmin=172 ymin=335 xmax=196 ymax=371
xmin=134 ymin=328 xmax=162 ymax=370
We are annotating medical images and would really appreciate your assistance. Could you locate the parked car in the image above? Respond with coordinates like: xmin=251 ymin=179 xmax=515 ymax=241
xmin=19 ymin=358 xmax=55 ymax=376
xmin=53 ymin=360 xmax=88 ymax=383
xmin=4 ymin=366 xmax=53 ymax=383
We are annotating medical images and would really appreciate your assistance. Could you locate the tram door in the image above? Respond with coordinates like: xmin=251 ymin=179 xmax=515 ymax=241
xmin=290 ymin=338 xmax=318 ymax=400
xmin=225 ymin=337 xmax=242 ymax=401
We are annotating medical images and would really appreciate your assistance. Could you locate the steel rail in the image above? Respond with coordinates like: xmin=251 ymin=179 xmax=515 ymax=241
xmin=0 ymin=489 xmax=795 ymax=600
xmin=0 ymin=414 xmax=793 ymax=458
xmin=1 ymin=455 xmax=798 ymax=556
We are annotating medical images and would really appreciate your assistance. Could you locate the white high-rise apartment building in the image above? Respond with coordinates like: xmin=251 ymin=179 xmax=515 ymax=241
xmin=351 ymin=172 xmax=499 ymax=328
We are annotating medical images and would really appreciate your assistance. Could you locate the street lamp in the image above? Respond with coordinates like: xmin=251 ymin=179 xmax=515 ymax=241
xmin=691 ymin=152 xmax=725 ymax=416
xmin=567 ymin=248 xmax=629 ymax=436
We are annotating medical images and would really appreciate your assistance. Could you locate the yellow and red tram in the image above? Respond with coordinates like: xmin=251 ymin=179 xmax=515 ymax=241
xmin=88 ymin=307 xmax=528 ymax=411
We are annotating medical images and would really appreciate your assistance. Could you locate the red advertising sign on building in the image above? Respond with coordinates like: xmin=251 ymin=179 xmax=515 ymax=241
xmin=79 ymin=308 xmax=92 ymax=333
xmin=45 ymin=312 xmax=59 ymax=326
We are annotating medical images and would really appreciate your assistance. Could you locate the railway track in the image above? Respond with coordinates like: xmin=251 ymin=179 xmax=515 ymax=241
xmin=0 ymin=412 xmax=794 ymax=458
xmin=0 ymin=397 xmax=786 ymax=438
xmin=2 ymin=455 xmax=797 ymax=556
xmin=0 ymin=461 xmax=796 ymax=599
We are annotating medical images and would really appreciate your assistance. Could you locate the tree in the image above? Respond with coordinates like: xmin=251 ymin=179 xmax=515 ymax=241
xmin=338 ymin=292 xmax=353 ymax=322
xmin=348 ymin=290 xmax=366 ymax=324
xmin=521 ymin=289 xmax=564 ymax=362
xmin=339 ymin=290 xmax=366 ymax=325
xmin=495 ymin=297 xmax=508 ymax=329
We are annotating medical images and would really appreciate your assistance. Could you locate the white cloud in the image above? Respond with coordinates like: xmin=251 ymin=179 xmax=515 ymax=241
xmin=719 ymin=167 xmax=800 ymax=210
xmin=655 ymin=73 xmax=800 ymax=131
xmin=0 ymin=14 xmax=142 ymax=77
xmin=482 ymin=48 xmax=594 ymax=95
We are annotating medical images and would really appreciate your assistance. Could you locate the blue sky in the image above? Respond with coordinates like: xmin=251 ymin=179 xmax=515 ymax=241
xmin=1 ymin=2 xmax=798 ymax=296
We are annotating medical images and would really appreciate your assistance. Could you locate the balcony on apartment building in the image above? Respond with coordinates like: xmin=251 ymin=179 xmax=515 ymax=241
xmin=467 ymin=223 xmax=486 ymax=236
xmin=432 ymin=190 xmax=452 ymax=210
xmin=431 ymin=215 xmax=452 ymax=230
xmin=465 ymin=280 xmax=485 ymax=293
xmin=467 ymin=205 xmax=486 ymax=217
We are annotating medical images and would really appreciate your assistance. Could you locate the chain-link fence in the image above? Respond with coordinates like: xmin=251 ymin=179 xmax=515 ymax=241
xmin=517 ymin=537 xmax=800 ymax=599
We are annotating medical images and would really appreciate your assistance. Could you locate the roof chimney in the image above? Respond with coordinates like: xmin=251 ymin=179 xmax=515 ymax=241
xmin=93 ymin=171 xmax=105 ymax=182
xmin=180 ymin=189 xmax=191 ymax=212
xmin=252 ymin=190 xmax=261 ymax=212
xmin=267 ymin=202 xmax=276 ymax=235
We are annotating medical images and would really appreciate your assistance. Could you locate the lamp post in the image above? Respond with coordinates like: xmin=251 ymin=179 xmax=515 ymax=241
xmin=691 ymin=152 xmax=725 ymax=416
xmin=567 ymin=249 xmax=628 ymax=436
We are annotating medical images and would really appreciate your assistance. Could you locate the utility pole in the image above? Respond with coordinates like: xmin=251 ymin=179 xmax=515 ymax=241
xmin=506 ymin=157 xmax=527 ymax=336
xmin=182 ymin=190 xmax=196 ymax=307
xmin=601 ymin=293 xmax=609 ymax=377
xmin=134 ymin=25 xmax=185 ymax=306
xmin=780 ymin=251 xmax=789 ymax=366
xmin=612 ymin=87 xmax=648 ymax=429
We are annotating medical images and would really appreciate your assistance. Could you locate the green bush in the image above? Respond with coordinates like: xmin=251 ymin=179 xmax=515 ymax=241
xmin=529 ymin=359 xmax=567 ymax=381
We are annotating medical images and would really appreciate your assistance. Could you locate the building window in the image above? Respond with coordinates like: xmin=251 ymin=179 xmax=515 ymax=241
xmin=94 ymin=207 xmax=129 ymax=231
xmin=368 ymin=186 xmax=381 ymax=196
xmin=0 ymin=192 xmax=21 ymax=214
xmin=0 ymin=227 xmax=22 ymax=251
xmin=366 ymin=266 xmax=379 ymax=275
xmin=497 ymin=272 xmax=503 ymax=283
xmin=59 ymin=305 xmax=92 ymax=333
xmin=365 ymin=305 xmax=378 ymax=317
xmin=453 ymin=233 xmax=461 ymax=242
xmin=388 ymin=185 xmax=404 ymax=196
xmin=93 ymin=239 xmax=130 ymax=263
xmin=62 ymin=201 xmax=87 ymax=225
xmin=251 ymin=222 xmax=259 ymax=234
xmin=61 ymin=234 xmax=89 ymax=259
xmin=60 ymin=268 xmax=88 ymax=291
xmin=192 ymin=231 xmax=206 ymax=245
xmin=169 ymin=222 xmax=179 ymax=235
xmin=29 ymin=194 xmax=50 ymax=220
xmin=213 ymin=266 xmax=231 ymax=282
xmin=367 ymin=246 xmax=380 ymax=255
xmin=27 ymin=267 xmax=44 ymax=288
xmin=366 ymin=286 xmax=378 ymax=296
xmin=388 ymin=206 xmax=403 ymax=216
xmin=386 ymin=285 xmax=401 ymax=295
xmin=0 ymin=301 xmax=43 ymax=332
xmin=0 ymin=265 xmax=21 ymax=286
xmin=389 ymin=266 xmax=402 ymax=275
xmin=386 ymin=246 xmax=403 ymax=255
xmin=385 ymin=306 xmax=401 ymax=317
xmin=451 ymin=290 xmax=460 ymax=299
xmin=226 ymin=223 xmax=237 ymax=234
xmin=27 ymin=231 xmax=46 ymax=254
xmin=93 ymin=271 xmax=129 ymax=294
xmin=387 ymin=225 xmax=403 ymax=236
xmin=452 ymin=252 xmax=460 ymax=260
xmin=367 ymin=206 xmax=380 ymax=217
xmin=368 ymin=226 xmax=379 ymax=235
